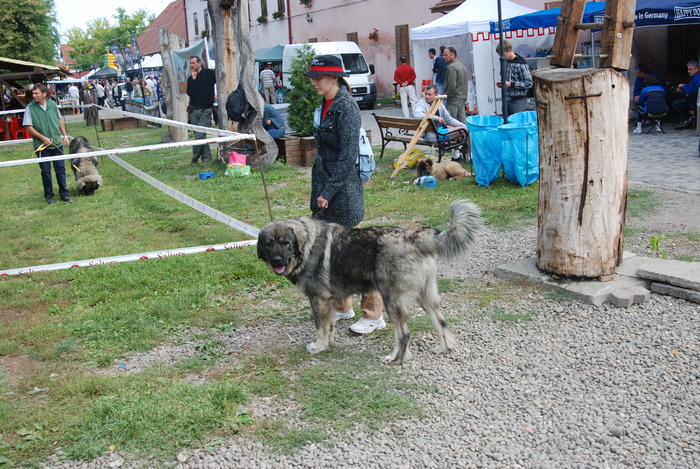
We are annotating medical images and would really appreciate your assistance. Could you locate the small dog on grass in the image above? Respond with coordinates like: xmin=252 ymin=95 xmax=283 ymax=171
xmin=415 ymin=158 xmax=472 ymax=181
xmin=68 ymin=136 xmax=103 ymax=195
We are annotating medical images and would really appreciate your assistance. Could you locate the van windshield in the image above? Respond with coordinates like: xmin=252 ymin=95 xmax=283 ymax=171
xmin=341 ymin=53 xmax=369 ymax=74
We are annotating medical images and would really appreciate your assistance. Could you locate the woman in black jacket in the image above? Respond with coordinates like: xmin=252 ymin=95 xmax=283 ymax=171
xmin=305 ymin=55 xmax=385 ymax=335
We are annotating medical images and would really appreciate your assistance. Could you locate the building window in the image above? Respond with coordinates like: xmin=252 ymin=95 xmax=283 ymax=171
xmin=204 ymin=11 xmax=210 ymax=34
xmin=261 ymin=0 xmax=268 ymax=19
xmin=308 ymin=37 xmax=318 ymax=43
xmin=277 ymin=0 xmax=285 ymax=14
xmin=194 ymin=12 xmax=199 ymax=36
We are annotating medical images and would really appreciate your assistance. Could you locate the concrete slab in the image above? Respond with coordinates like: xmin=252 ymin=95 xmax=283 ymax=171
xmin=494 ymin=252 xmax=651 ymax=306
xmin=650 ymin=282 xmax=700 ymax=304
xmin=637 ymin=258 xmax=700 ymax=292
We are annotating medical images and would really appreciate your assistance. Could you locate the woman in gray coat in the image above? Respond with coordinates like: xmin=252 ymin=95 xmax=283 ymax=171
xmin=305 ymin=55 xmax=386 ymax=335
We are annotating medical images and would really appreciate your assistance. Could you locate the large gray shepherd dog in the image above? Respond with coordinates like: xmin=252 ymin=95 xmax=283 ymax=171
xmin=257 ymin=200 xmax=482 ymax=365
xmin=68 ymin=136 xmax=103 ymax=195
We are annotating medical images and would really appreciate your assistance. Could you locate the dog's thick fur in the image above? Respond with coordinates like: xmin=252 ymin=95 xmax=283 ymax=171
xmin=68 ymin=136 xmax=103 ymax=195
xmin=416 ymin=158 xmax=472 ymax=180
xmin=257 ymin=200 xmax=482 ymax=364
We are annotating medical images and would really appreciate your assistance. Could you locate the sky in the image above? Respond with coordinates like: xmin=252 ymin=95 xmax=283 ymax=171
xmin=53 ymin=0 xmax=176 ymax=38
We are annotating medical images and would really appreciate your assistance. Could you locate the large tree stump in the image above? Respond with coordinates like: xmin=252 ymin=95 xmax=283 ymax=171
xmin=208 ymin=0 xmax=277 ymax=166
xmin=533 ymin=68 xmax=629 ymax=278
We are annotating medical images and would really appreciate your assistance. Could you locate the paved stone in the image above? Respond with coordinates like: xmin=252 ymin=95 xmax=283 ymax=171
xmin=650 ymin=282 xmax=700 ymax=304
xmin=636 ymin=258 xmax=700 ymax=291
xmin=494 ymin=252 xmax=650 ymax=306
xmin=609 ymin=289 xmax=634 ymax=308
xmin=628 ymin=285 xmax=651 ymax=303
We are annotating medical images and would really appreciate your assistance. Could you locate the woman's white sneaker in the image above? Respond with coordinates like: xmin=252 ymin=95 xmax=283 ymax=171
xmin=349 ymin=317 xmax=386 ymax=334
xmin=334 ymin=309 xmax=355 ymax=321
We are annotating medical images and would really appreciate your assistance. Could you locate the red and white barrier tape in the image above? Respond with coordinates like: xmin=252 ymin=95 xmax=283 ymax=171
xmin=0 ymin=240 xmax=258 ymax=277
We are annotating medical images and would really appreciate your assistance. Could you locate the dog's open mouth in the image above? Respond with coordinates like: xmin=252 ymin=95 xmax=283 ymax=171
xmin=273 ymin=265 xmax=287 ymax=275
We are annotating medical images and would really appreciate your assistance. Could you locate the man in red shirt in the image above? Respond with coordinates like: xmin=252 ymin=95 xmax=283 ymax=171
xmin=394 ymin=56 xmax=418 ymax=118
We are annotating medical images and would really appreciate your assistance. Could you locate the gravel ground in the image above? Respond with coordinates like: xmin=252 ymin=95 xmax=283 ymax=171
xmin=37 ymin=184 xmax=700 ymax=469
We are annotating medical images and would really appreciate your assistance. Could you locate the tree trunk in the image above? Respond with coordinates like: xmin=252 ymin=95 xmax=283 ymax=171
xmin=208 ymin=0 xmax=277 ymax=166
xmin=159 ymin=27 xmax=188 ymax=142
xmin=534 ymin=68 xmax=629 ymax=278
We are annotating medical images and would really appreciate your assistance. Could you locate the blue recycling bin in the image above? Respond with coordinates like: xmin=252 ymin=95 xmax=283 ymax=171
xmin=507 ymin=110 xmax=537 ymax=124
xmin=466 ymin=115 xmax=504 ymax=186
xmin=498 ymin=122 xmax=539 ymax=187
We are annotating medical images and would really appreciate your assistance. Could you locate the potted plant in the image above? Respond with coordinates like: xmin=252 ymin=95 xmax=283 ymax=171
xmin=299 ymin=0 xmax=312 ymax=7
xmin=368 ymin=28 xmax=378 ymax=41
xmin=272 ymin=10 xmax=285 ymax=20
xmin=285 ymin=45 xmax=321 ymax=165
xmin=257 ymin=15 xmax=267 ymax=24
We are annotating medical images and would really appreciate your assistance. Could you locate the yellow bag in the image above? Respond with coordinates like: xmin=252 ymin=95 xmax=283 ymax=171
xmin=393 ymin=148 xmax=424 ymax=169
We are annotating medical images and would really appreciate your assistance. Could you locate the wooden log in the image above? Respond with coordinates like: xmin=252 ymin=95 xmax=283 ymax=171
xmin=159 ymin=28 xmax=188 ymax=142
xmin=533 ymin=68 xmax=629 ymax=278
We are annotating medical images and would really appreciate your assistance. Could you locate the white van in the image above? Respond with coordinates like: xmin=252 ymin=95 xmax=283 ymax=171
xmin=282 ymin=41 xmax=376 ymax=110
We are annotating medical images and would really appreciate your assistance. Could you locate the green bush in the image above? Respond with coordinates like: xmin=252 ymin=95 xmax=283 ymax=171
xmin=286 ymin=45 xmax=321 ymax=137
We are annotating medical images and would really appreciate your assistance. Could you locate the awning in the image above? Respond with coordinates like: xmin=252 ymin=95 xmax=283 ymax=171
xmin=254 ymin=45 xmax=284 ymax=63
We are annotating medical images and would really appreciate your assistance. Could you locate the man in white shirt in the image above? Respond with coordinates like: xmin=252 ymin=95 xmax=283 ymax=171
xmin=68 ymin=83 xmax=80 ymax=115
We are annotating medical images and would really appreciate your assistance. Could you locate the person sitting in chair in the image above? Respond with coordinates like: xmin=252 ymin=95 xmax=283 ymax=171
xmin=413 ymin=84 xmax=467 ymax=161
xmin=673 ymin=59 xmax=700 ymax=129
xmin=633 ymin=85 xmax=668 ymax=134
xmin=262 ymin=103 xmax=285 ymax=139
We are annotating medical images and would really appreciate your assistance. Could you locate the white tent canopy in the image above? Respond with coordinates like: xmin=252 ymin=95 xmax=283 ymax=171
xmin=411 ymin=0 xmax=535 ymax=40
xmin=411 ymin=0 xmax=539 ymax=115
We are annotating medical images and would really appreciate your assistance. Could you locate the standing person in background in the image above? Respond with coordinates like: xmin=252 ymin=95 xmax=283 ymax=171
xmin=68 ymin=83 xmax=80 ymax=115
xmin=125 ymin=77 xmax=133 ymax=100
xmin=393 ymin=56 xmax=418 ymax=118
xmin=132 ymin=78 xmax=143 ymax=100
xmin=260 ymin=63 xmax=276 ymax=105
xmin=22 ymin=83 xmax=72 ymax=205
xmin=443 ymin=46 xmax=468 ymax=125
xmin=187 ymin=55 xmax=217 ymax=165
xmin=304 ymin=55 xmax=386 ymax=336
xmin=495 ymin=40 xmax=533 ymax=117
xmin=95 ymin=80 xmax=106 ymax=106
xmin=433 ymin=45 xmax=447 ymax=94
xmin=143 ymin=80 xmax=152 ymax=106
xmin=428 ymin=48 xmax=437 ymax=85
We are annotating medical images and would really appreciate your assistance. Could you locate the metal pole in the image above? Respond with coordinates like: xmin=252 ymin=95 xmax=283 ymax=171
xmin=497 ymin=0 xmax=508 ymax=119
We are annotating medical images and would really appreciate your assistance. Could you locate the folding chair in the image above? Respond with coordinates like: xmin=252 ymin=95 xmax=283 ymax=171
xmin=646 ymin=112 xmax=666 ymax=134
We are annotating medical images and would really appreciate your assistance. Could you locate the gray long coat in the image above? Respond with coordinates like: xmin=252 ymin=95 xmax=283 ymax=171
xmin=310 ymin=85 xmax=364 ymax=227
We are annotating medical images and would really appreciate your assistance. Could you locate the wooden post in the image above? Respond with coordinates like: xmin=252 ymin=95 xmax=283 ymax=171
xmin=534 ymin=68 xmax=629 ymax=278
xmin=598 ymin=0 xmax=636 ymax=70
xmin=548 ymin=0 xmax=587 ymax=68
xmin=159 ymin=28 xmax=188 ymax=142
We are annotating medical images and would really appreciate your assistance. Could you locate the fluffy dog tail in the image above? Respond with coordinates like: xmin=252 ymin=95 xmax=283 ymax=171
xmin=437 ymin=200 xmax=482 ymax=260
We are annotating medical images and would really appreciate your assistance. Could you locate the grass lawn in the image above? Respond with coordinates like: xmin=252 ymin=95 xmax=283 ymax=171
xmin=0 ymin=120 xmax=658 ymax=465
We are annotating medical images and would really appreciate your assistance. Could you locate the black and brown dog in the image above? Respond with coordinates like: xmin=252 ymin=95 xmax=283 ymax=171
xmin=68 ymin=136 xmax=103 ymax=195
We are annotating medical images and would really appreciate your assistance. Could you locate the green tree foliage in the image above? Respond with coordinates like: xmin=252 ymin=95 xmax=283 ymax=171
xmin=0 ymin=0 xmax=60 ymax=64
xmin=286 ymin=45 xmax=321 ymax=137
xmin=66 ymin=8 xmax=154 ymax=71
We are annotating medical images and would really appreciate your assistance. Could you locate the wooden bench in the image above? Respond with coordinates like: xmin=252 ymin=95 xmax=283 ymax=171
xmin=100 ymin=117 xmax=148 ymax=132
xmin=372 ymin=113 xmax=469 ymax=162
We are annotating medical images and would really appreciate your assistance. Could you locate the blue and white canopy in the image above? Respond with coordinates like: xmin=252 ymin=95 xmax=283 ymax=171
xmin=490 ymin=1 xmax=700 ymax=33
